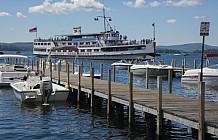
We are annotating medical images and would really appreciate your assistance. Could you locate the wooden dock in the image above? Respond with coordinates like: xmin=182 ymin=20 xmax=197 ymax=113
xmin=34 ymin=60 xmax=218 ymax=139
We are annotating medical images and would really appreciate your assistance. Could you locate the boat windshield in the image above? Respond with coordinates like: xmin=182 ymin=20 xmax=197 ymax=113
xmin=208 ymin=64 xmax=218 ymax=69
xmin=0 ymin=57 xmax=28 ymax=65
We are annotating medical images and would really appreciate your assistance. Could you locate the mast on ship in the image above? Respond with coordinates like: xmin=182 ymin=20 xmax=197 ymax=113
xmin=94 ymin=8 xmax=112 ymax=32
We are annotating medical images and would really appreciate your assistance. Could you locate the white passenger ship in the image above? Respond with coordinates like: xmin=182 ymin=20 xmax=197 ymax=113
xmin=33 ymin=9 xmax=155 ymax=60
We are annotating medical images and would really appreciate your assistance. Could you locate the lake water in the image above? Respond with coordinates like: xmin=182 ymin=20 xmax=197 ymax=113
xmin=0 ymin=51 xmax=218 ymax=139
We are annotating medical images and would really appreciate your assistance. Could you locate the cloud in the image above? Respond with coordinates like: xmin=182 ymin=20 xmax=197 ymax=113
xmin=29 ymin=0 xmax=104 ymax=14
xmin=17 ymin=12 xmax=27 ymax=18
xmin=150 ymin=1 xmax=161 ymax=7
xmin=193 ymin=15 xmax=205 ymax=19
xmin=166 ymin=19 xmax=176 ymax=24
xmin=0 ymin=12 xmax=11 ymax=17
xmin=163 ymin=0 xmax=201 ymax=7
xmin=123 ymin=0 xmax=148 ymax=8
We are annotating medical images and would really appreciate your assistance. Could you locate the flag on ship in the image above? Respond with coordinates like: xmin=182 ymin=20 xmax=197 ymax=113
xmin=29 ymin=27 xmax=37 ymax=32
xmin=73 ymin=27 xmax=81 ymax=35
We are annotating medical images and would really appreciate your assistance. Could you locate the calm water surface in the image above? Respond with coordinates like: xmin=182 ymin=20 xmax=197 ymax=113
xmin=0 ymin=51 xmax=218 ymax=139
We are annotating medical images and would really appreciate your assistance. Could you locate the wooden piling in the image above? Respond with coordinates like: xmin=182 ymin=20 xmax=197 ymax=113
xmin=184 ymin=59 xmax=186 ymax=69
xmin=168 ymin=69 xmax=173 ymax=94
xmin=157 ymin=76 xmax=163 ymax=136
xmin=72 ymin=60 xmax=75 ymax=74
xmin=100 ymin=63 xmax=103 ymax=80
xmin=182 ymin=59 xmax=185 ymax=75
xmin=194 ymin=59 xmax=197 ymax=69
xmin=36 ymin=59 xmax=39 ymax=73
xmin=107 ymin=70 xmax=112 ymax=118
xmin=43 ymin=60 xmax=46 ymax=76
xmin=146 ymin=68 xmax=149 ymax=89
xmin=65 ymin=60 xmax=68 ymax=72
xmin=57 ymin=61 xmax=61 ymax=84
xmin=67 ymin=62 xmax=69 ymax=85
xmin=90 ymin=67 xmax=94 ymax=109
xmin=31 ymin=59 xmax=34 ymax=71
xmin=53 ymin=62 xmax=56 ymax=71
xmin=198 ymin=81 xmax=205 ymax=140
xmin=129 ymin=72 xmax=133 ymax=125
xmin=172 ymin=59 xmax=176 ymax=67
xmin=49 ymin=60 xmax=52 ymax=81
xmin=77 ymin=65 xmax=82 ymax=105
xmin=113 ymin=65 xmax=115 ymax=82
xmin=206 ymin=59 xmax=209 ymax=67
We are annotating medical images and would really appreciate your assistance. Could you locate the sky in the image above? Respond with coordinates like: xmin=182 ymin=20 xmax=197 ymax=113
xmin=0 ymin=0 xmax=217 ymax=46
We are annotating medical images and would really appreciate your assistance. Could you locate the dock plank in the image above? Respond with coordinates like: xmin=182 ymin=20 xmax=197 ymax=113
xmin=40 ymin=67 xmax=218 ymax=136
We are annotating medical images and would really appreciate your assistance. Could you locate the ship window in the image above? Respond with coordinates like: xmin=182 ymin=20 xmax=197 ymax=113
xmin=80 ymin=50 xmax=85 ymax=52
xmin=68 ymin=43 xmax=72 ymax=45
xmin=38 ymin=43 xmax=40 ymax=45
xmin=41 ymin=43 xmax=43 ymax=45
xmin=44 ymin=43 xmax=47 ymax=45
xmin=79 ymin=42 xmax=83 ymax=45
xmin=94 ymin=49 xmax=99 ymax=52
xmin=87 ymin=49 xmax=92 ymax=52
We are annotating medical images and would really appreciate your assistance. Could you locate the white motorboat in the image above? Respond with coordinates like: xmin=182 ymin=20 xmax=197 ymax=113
xmin=111 ymin=59 xmax=133 ymax=70
xmin=130 ymin=60 xmax=173 ymax=77
xmin=181 ymin=65 xmax=218 ymax=86
xmin=0 ymin=54 xmax=30 ymax=86
xmin=181 ymin=54 xmax=218 ymax=86
xmin=10 ymin=76 xmax=69 ymax=103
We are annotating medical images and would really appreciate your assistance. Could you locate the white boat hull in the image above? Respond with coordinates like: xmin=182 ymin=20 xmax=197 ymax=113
xmin=181 ymin=67 xmax=218 ymax=86
xmin=130 ymin=60 xmax=173 ymax=77
xmin=11 ymin=81 xmax=69 ymax=103
xmin=111 ymin=63 xmax=132 ymax=70
xmin=131 ymin=67 xmax=170 ymax=77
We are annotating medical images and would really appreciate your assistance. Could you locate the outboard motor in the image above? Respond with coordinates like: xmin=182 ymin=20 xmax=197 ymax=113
xmin=40 ymin=80 xmax=53 ymax=105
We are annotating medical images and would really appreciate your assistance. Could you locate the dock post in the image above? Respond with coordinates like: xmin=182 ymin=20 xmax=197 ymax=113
xmin=40 ymin=58 xmax=42 ymax=69
xmin=113 ymin=65 xmax=116 ymax=82
xmin=53 ymin=62 xmax=56 ymax=71
xmin=146 ymin=68 xmax=149 ymax=89
xmin=194 ymin=59 xmax=197 ymax=69
xmin=31 ymin=59 xmax=34 ymax=71
xmin=168 ymin=69 xmax=173 ymax=94
xmin=57 ymin=61 xmax=61 ymax=85
xmin=72 ymin=60 xmax=75 ymax=74
xmin=77 ymin=65 xmax=82 ymax=106
xmin=107 ymin=70 xmax=112 ymax=119
xmin=206 ymin=59 xmax=209 ymax=67
xmin=172 ymin=59 xmax=176 ymax=67
xmin=36 ymin=58 xmax=39 ymax=73
xmin=90 ymin=67 xmax=94 ymax=109
xmin=157 ymin=76 xmax=163 ymax=137
xmin=182 ymin=59 xmax=185 ymax=75
xmin=65 ymin=60 xmax=68 ymax=72
xmin=198 ymin=81 xmax=205 ymax=140
xmin=42 ymin=60 xmax=45 ymax=76
xmin=184 ymin=59 xmax=186 ymax=74
xmin=67 ymin=62 xmax=69 ymax=85
xmin=100 ymin=64 xmax=103 ymax=80
xmin=49 ymin=59 xmax=52 ymax=81
xmin=81 ymin=62 xmax=83 ymax=75
xmin=128 ymin=72 xmax=133 ymax=125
